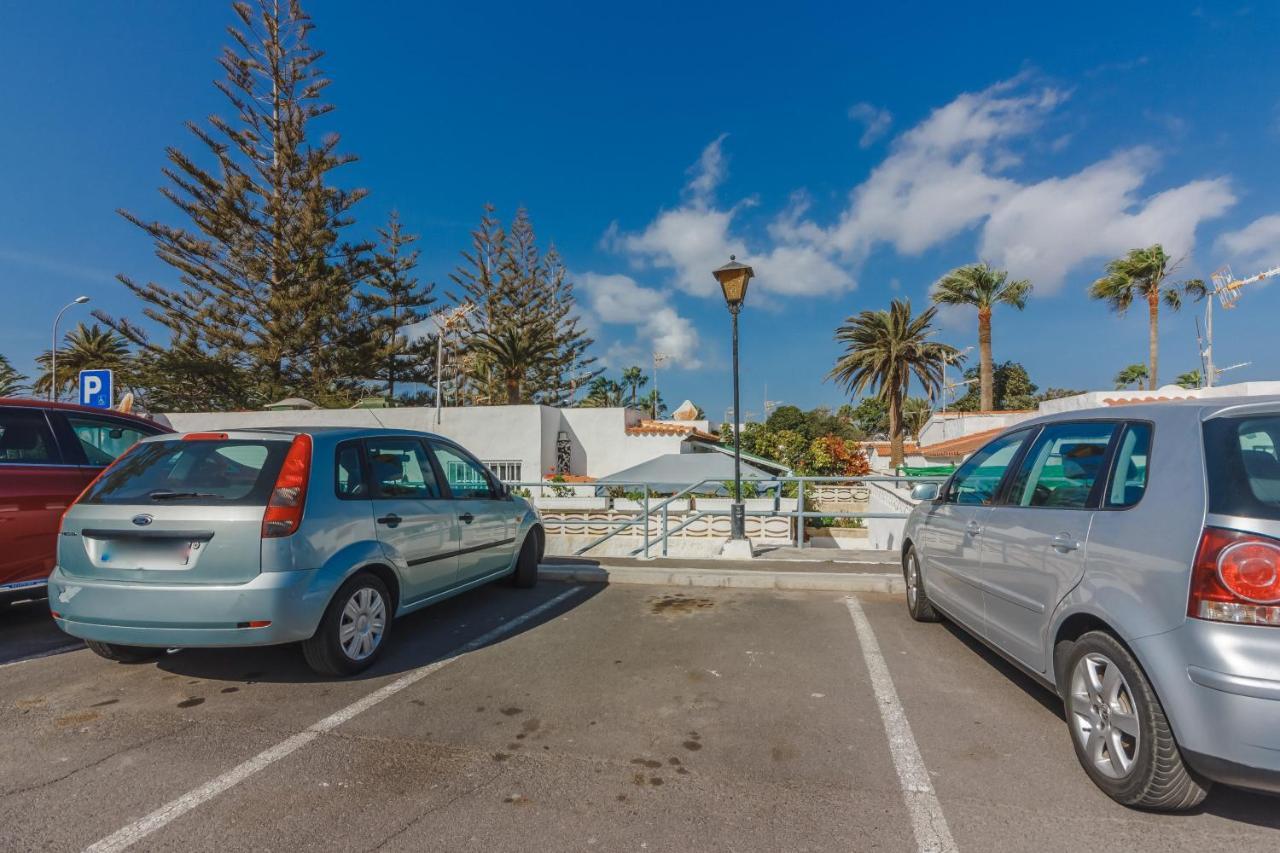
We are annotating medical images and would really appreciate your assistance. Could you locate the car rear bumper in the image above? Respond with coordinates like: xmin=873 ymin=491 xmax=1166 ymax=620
xmin=47 ymin=566 xmax=329 ymax=648
xmin=1134 ymin=620 xmax=1280 ymax=794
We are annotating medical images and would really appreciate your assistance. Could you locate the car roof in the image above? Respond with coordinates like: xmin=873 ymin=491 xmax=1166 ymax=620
xmin=0 ymin=396 xmax=172 ymax=430
xmin=1016 ymin=395 xmax=1280 ymax=430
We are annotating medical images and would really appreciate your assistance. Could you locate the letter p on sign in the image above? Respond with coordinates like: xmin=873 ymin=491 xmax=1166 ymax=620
xmin=78 ymin=369 xmax=114 ymax=409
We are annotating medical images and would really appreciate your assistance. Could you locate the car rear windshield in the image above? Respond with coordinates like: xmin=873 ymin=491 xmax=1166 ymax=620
xmin=1204 ymin=414 xmax=1280 ymax=521
xmin=82 ymin=439 xmax=290 ymax=506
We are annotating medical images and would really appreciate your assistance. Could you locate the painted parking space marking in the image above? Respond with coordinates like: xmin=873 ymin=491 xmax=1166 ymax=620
xmin=845 ymin=595 xmax=957 ymax=853
xmin=83 ymin=585 xmax=584 ymax=853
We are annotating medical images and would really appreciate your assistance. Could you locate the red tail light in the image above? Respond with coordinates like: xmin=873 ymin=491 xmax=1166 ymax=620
xmin=261 ymin=434 xmax=312 ymax=538
xmin=1189 ymin=527 xmax=1280 ymax=627
xmin=60 ymin=442 xmax=142 ymax=530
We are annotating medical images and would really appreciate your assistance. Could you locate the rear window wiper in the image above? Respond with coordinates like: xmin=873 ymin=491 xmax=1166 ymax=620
xmin=148 ymin=490 xmax=223 ymax=501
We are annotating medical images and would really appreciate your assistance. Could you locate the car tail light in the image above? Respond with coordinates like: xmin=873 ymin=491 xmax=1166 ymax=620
xmin=261 ymin=434 xmax=312 ymax=538
xmin=1189 ymin=527 xmax=1280 ymax=627
xmin=59 ymin=442 xmax=143 ymax=530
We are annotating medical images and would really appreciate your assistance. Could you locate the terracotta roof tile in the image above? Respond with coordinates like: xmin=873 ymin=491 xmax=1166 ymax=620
xmin=625 ymin=420 xmax=719 ymax=441
xmin=1102 ymin=395 xmax=1193 ymax=406
xmin=915 ymin=426 xmax=1008 ymax=458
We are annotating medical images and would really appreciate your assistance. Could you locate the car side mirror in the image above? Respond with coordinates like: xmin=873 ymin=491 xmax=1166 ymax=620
xmin=910 ymin=483 xmax=940 ymax=502
xmin=498 ymin=482 xmax=512 ymax=499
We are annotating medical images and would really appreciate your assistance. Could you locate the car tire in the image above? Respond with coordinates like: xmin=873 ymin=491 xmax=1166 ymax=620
xmin=84 ymin=640 xmax=165 ymax=663
xmin=508 ymin=533 xmax=539 ymax=589
xmin=1062 ymin=631 xmax=1210 ymax=811
xmin=903 ymin=546 xmax=940 ymax=622
xmin=301 ymin=573 xmax=392 ymax=678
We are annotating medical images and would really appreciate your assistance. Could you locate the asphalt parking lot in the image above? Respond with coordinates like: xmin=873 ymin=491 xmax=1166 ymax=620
xmin=2 ymin=581 xmax=1277 ymax=852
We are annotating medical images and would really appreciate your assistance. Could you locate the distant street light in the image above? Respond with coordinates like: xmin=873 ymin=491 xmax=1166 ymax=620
xmin=431 ymin=302 xmax=476 ymax=424
xmin=651 ymin=351 xmax=670 ymax=419
xmin=713 ymin=256 xmax=754 ymax=544
xmin=50 ymin=296 xmax=90 ymax=401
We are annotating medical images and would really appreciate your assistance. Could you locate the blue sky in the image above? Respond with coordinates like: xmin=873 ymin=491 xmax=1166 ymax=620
xmin=1 ymin=1 xmax=1278 ymax=419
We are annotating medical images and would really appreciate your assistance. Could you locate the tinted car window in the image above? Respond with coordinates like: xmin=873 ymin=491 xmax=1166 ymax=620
xmin=431 ymin=443 xmax=495 ymax=499
xmin=0 ymin=408 xmax=59 ymax=464
xmin=64 ymin=414 xmax=152 ymax=466
xmin=366 ymin=438 xmax=442 ymax=499
xmin=335 ymin=443 xmax=368 ymax=499
xmin=1006 ymin=422 xmax=1116 ymax=509
xmin=944 ymin=430 xmax=1028 ymax=506
xmin=1106 ymin=423 xmax=1151 ymax=508
xmin=1205 ymin=414 xmax=1280 ymax=520
xmin=82 ymin=439 xmax=289 ymax=505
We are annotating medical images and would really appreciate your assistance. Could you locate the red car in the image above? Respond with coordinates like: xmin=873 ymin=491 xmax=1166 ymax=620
xmin=0 ymin=398 xmax=171 ymax=596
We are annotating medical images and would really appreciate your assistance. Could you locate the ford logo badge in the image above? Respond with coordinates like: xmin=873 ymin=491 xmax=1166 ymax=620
xmin=132 ymin=514 xmax=154 ymax=527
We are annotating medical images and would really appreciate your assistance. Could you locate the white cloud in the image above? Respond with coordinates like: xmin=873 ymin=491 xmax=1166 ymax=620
xmin=1216 ymin=214 xmax=1280 ymax=270
xmin=981 ymin=149 xmax=1235 ymax=289
xmin=848 ymin=102 xmax=892 ymax=148
xmin=576 ymin=272 xmax=702 ymax=367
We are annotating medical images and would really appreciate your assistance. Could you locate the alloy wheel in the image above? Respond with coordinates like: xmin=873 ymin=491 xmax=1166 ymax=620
xmin=1069 ymin=652 xmax=1141 ymax=780
xmin=906 ymin=553 xmax=920 ymax=609
xmin=339 ymin=586 xmax=387 ymax=661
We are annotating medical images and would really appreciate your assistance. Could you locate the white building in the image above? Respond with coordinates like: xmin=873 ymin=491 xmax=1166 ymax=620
xmin=161 ymin=404 xmax=723 ymax=484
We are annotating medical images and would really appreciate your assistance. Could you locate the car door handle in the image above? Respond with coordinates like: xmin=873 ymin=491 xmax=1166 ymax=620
xmin=459 ymin=512 xmax=475 ymax=524
xmin=376 ymin=513 xmax=401 ymax=528
xmin=1051 ymin=533 xmax=1079 ymax=552
xmin=965 ymin=521 xmax=983 ymax=536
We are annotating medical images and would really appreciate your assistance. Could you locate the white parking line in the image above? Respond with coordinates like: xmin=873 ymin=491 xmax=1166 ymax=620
xmin=84 ymin=586 xmax=585 ymax=853
xmin=845 ymin=596 xmax=957 ymax=853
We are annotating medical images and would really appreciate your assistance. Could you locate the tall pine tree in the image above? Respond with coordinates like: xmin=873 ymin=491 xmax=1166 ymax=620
xmin=359 ymin=211 xmax=435 ymax=400
xmin=449 ymin=205 xmax=597 ymax=405
xmin=98 ymin=0 xmax=372 ymax=409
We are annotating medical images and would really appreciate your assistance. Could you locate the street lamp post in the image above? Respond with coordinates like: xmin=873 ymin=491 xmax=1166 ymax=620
xmin=50 ymin=296 xmax=90 ymax=401
xmin=713 ymin=256 xmax=754 ymax=544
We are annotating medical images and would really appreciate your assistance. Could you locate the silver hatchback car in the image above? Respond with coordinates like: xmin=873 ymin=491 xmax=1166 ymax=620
xmin=902 ymin=399 xmax=1280 ymax=809
xmin=49 ymin=427 xmax=544 ymax=676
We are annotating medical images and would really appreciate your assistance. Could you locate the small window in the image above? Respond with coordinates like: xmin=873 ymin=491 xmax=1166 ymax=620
xmin=945 ymin=430 xmax=1029 ymax=506
xmin=366 ymin=438 xmax=441 ymax=500
xmin=1007 ymin=422 xmax=1116 ymax=509
xmin=1204 ymin=414 xmax=1280 ymax=519
xmin=64 ymin=414 xmax=151 ymax=466
xmin=1107 ymin=424 xmax=1151 ymax=508
xmin=431 ymin=443 xmax=495 ymax=499
xmin=335 ymin=443 xmax=368 ymax=499
xmin=0 ymin=409 xmax=59 ymax=465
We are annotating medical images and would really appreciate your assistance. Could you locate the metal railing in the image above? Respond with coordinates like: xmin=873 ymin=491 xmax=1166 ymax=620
xmin=505 ymin=474 xmax=945 ymax=558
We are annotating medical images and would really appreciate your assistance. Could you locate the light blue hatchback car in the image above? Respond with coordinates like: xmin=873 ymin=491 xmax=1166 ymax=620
xmin=49 ymin=427 xmax=544 ymax=676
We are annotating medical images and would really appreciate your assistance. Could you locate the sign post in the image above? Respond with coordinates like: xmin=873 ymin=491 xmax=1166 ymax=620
xmin=78 ymin=369 xmax=114 ymax=409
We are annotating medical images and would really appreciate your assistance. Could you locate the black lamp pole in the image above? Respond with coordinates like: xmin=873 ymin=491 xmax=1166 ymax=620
xmin=729 ymin=299 xmax=745 ymax=540
xmin=713 ymin=256 xmax=753 ymax=543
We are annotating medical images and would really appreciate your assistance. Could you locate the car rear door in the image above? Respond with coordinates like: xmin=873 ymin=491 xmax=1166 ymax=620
xmin=919 ymin=428 xmax=1032 ymax=636
xmin=363 ymin=436 xmax=458 ymax=602
xmin=0 ymin=406 xmax=82 ymax=593
xmin=978 ymin=420 xmax=1119 ymax=672
xmin=428 ymin=441 xmax=517 ymax=585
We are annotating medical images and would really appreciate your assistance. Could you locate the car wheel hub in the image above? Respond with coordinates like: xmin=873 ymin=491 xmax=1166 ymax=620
xmin=1069 ymin=652 xmax=1140 ymax=780
xmin=339 ymin=587 xmax=386 ymax=661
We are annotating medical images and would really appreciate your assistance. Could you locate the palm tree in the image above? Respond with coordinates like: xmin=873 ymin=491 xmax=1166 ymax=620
xmin=932 ymin=262 xmax=1031 ymax=411
xmin=1114 ymin=363 xmax=1149 ymax=390
xmin=620 ymin=365 xmax=647 ymax=406
xmin=1175 ymin=369 xmax=1203 ymax=390
xmin=581 ymin=376 xmax=625 ymax=407
xmin=1089 ymin=245 xmax=1205 ymax=390
xmin=0 ymin=354 xmax=29 ymax=396
xmin=828 ymin=299 xmax=955 ymax=468
xmin=901 ymin=397 xmax=932 ymax=443
xmin=465 ymin=323 xmax=559 ymax=404
xmin=35 ymin=323 xmax=133 ymax=401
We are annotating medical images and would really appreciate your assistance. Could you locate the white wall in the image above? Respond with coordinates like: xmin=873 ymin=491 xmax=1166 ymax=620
xmin=917 ymin=411 xmax=1032 ymax=447
xmin=163 ymin=404 xmax=697 ymax=484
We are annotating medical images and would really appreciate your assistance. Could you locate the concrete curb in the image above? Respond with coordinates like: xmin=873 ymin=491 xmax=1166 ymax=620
xmin=539 ymin=564 xmax=905 ymax=594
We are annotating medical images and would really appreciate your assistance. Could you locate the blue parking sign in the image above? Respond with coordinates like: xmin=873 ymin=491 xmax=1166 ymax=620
xmin=78 ymin=369 xmax=114 ymax=409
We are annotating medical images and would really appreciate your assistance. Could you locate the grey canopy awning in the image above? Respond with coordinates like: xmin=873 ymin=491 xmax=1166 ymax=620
xmin=596 ymin=453 xmax=777 ymax=493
